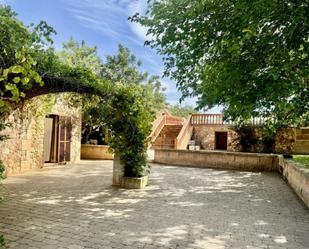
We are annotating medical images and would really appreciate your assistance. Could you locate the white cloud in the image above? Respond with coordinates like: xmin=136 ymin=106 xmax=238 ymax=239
xmin=128 ymin=0 xmax=152 ymax=42
xmin=62 ymin=0 xmax=131 ymax=42
xmin=61 ymin=0 xmax=203 ymax=108
xmin=62 ymin=0 xmax=151 ymax=44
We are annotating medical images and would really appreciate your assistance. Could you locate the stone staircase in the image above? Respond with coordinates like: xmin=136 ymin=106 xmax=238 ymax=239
xmin=294 ymin=128 xmax=309 ymax=154
xmin=152 ymin=124 xmax=183 ymax=149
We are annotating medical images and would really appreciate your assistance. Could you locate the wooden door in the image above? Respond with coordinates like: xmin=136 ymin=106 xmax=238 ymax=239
xmin=215 ymin=132 xmax=228 ymax=150
xmin=43 ymin=118 xmax=54 ymax=162
xmin=58 ymin=117 xmax=72 ymax=163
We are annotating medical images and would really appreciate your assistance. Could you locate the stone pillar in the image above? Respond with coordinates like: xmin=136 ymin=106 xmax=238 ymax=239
xmin=113 ymin=156 xmax=124 ymax=186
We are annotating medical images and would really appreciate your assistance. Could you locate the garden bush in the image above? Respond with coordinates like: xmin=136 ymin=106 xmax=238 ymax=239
xmin=100 ymin=84 xmax=155 ymax=177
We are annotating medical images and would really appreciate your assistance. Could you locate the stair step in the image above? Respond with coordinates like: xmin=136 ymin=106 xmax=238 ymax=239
xmin=152 ymin=123 xmax=183 ymax=149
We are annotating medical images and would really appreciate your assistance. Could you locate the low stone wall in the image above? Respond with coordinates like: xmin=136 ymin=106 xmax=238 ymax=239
xmin=154 ymin=149 xmax=309 ymax=207
xmin=154 ymin=149 xmax=278 ymax=171
xmin=81 ymin=144 xmax=114 ymax=160
xmin=278 ymin=157 xmax=309 ymax=207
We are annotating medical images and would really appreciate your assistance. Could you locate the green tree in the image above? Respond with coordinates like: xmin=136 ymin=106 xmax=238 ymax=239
xmin=101 ymin=44 xmax=167 ymax=112
xmin=58 ymin=38 xmax=104 ymax=143
xmin=131 ymin=0 xmax=309 ymax=129
xmin=100 ymin=83 xmax=154 ymax=177
xmin=168 ymin=104 xmax=196 ymax=118
xmin=58 ymin=37 xmax=102 ymax=75
xmin=101 ymin=44 xmax=147 ymax=84
xmin=0 ymin=5 xmax=54 ymax=112
xmin=58 ymin=40 xmax=167 ymax=143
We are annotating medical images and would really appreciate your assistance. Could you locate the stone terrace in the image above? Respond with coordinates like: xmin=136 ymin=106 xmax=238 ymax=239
xmin=0 ymin=161 xmax=308 ymax=249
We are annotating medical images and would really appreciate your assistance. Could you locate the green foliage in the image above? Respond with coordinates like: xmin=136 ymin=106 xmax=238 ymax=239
xmin=231 ymin=125 xmax=260 ymax=152
xmin=100 ymin=44 xmax=167 ymax=112
xmin=231 ymin=125 xmax=275 ymax=153
xmin=58 ymin=37 xmax=102 ymax=75
xmin=168 ymin=104 xmax=196 ymax=118
xmin=57 ymin=39 xmax=166 ymax=144
xmin=132 ymin=0 xmax=309 ymax=128
xmin=100 ymin=84 xmax=155 ymax=177
xmin=0 ymin=5 xmax=105 ymax=105
xmin=0 ymin=5 xmax=156 ymax=180
xmin=0 ymin=5 xmax=57 ymax=113
xmin=293 ymin=155 xmax=309 ymax=169
xmin=101 ymin=44 xmax=147 ymax=84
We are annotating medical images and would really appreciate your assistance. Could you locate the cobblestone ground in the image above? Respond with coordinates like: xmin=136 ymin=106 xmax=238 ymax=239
xmin=0 ymin=161 xmax=308 ymax=249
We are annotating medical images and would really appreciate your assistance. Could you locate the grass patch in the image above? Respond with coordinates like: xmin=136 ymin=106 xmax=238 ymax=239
xmin=293 ymin=155 xmax=309 ymax=169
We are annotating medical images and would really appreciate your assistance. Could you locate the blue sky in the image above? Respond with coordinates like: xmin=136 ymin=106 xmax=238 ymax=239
xmin=1 ymin=0 xmax=221 ymax=112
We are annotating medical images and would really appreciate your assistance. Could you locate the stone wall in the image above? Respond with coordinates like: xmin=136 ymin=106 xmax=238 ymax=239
xmin=278 ymin=156 xmax=309 ymax=207
xmin=274 ymin=128 xmax=295 ymax=154
xmin=154 ymin=149 xmax=278 ymax=172
xmin=193 ymin=125 xmax=301 ymax=154
xmin=0 ymin=93 xmax=81 ymax=175
xmin=81 ymin=144 xmax=114 ymax=160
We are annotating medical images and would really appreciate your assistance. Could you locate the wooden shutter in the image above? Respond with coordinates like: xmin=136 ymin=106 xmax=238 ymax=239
xmin=58 ymin=116 xmax=72 ymax=163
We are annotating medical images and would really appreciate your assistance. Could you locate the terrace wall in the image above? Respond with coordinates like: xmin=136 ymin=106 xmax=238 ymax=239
xmin=154 ymin=149 xmax=309 ymax=207
xmin=154 ymin=149 xmax=278 ymax=172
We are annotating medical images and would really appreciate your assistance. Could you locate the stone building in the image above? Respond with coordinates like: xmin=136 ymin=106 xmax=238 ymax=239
xmin=0 ymin=93 xmax=82 ymax=175
xmin=193 ymin=125 xmax=238 ymax=151
xmin=151 ymin=113 xmax=309 ymax=154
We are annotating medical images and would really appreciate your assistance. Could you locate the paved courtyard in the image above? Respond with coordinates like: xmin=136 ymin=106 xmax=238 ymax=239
xmin=0 ymin=161 xmax=308 ymax=249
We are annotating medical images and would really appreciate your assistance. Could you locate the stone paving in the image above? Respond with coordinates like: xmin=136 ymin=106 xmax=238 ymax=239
xmin=0 ymin=160 xmax=308 ymax=249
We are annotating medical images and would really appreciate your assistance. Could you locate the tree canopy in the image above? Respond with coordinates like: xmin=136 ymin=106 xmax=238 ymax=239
xmin=131 ymin=0 xmax=309 ymax=128
xmin=168 ymin=104 xmax=197 ymax=118
xmin=0 ymin=5 xmax=110 ymax=115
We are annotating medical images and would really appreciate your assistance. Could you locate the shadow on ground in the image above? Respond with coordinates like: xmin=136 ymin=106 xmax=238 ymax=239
xmin=0 ymin=160 xmax=308 ymax=249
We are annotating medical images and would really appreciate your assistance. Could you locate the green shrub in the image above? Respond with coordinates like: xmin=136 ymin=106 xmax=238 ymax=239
xmin=232 ymin=125 xmax=259 ymax=152
xmin=101 ymin=84 xmax=155 ymax=177
xmin=232 ymin=125 xmax=275 ymax=153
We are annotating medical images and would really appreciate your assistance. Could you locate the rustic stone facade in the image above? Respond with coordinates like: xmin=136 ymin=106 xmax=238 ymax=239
xmin=193 ymin=125 xmax=305 ymax=154
xmin=0 ymin=93 xmax=82 ymax=175
xmin=193 ymin=125 xmax=239 ymax=151
xmin=274 ymin=128 xmax=295 ymax=154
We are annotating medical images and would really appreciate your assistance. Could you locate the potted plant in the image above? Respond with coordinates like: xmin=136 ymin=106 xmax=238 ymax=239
xmin=100 ymin=84 xmax=154 ymax=189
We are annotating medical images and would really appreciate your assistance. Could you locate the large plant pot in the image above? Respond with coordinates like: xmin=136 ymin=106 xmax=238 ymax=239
xmin=120 ymin=175 xmax=149 ymax=189
xmin=112 ymin=157 xmax=149 ymax=189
